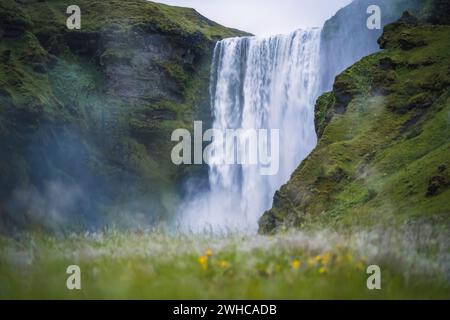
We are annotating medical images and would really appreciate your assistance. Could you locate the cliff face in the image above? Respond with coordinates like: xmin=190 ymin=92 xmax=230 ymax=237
xmin=259 ymin=11 xmax=450 ymax=233
xmin=318 ymin=0 xmax=440 ymax=93
xmin=0 ymin=0 xmax=247 ymax=232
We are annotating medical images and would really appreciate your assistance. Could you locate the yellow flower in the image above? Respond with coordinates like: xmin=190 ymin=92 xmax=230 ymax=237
xmin=346 ymin=252 xmax=353 ymax=262
xmin=307 ymin=257 xmax=316 ymax=267
xmin=314 ymin=255 xmax=322 ymax=262
xmin=205 ymin=249 xmax=213 ymax=257
xmin=198 ymin=255 xmax=208 ymax=270
xmin=356 ymin=260 xmax=365 ymax=271
xmin=319 ymin=267 xmax=327 ymax=274
xmin=322 ymin=252 xmax=331 ymax=265
xmin=218 ymin=260 xmax=229 ymax=269
xmin=291 ymin=259 xmax=301 ymax=270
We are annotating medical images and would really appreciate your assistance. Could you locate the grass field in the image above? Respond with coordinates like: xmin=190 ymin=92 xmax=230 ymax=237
xmin=1 ymin=223 xmax=449 ymax=299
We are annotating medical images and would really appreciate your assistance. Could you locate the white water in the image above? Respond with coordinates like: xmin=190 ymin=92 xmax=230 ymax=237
xmin=179 ymin=29 xmax=322 ymax=232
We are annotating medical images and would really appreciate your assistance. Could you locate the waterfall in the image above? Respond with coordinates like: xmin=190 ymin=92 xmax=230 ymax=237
xmin=179 ymin=28 xmax=322 ymax=232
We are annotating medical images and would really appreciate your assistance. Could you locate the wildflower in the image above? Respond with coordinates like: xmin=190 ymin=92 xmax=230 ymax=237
xmin=314 ymin=255 xmax=322 ymax=262
xmin=291 ymin=259 xmax=301 ymax=270
xmin=205 ymin=249 xmax=213 ymax=257
xmin=322 ymin=252 xmax=331 ymax=265
xmin=356 ymin=260 xmax=365 ymax=271
xmin=218 ymin=260 xmax=229 ymax=269
xmin=319 ymin=267 xmax=327 ymax=274
xmin=307 ymin=257 xmax=316 ymax=267
xmin=346 ymin=252 xmax=353 ymax=262
xmin=198 ymin=255 xmax=208 ymax=270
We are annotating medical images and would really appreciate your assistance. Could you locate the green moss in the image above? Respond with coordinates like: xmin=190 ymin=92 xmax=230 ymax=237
xmin=260 ymin=19 xmax=450 ymax=233
xmin=2 ymin=230 xmax=449 ymax=299
xmin=21 ymin=0 xmax=249 ymax=40
xmin=314 ymin=92 xmax=335 ymax=138
xmin=0 ymin=0 xmax=33 ymax=34
xmin=0 ymin=0 xmax=247 ymax=231
xmin=160 ymin=60 xmax=189 ymax=90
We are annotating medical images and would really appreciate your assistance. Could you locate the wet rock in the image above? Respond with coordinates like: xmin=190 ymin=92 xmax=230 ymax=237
xmin=64 ymin=31 xmax=100 ymax=57
xmin=372 ymin=70 xmax=397 ymax=96
xmin=398 ymin=11 xmax=419 ymax=26
xmin=426 ymin=175 xmax=449 ymax=197
xmin=407 ymin=93 xmax=434 ymax=110
xmin=333 ymin=76 xmax=357 ymax=114
xmin=1 ymin=50 xmax=11 ymax=63
xmin=379 ymin=57 xmax=396 ymax=70
xmin=0 ymin=1 xmax=33 ymax=37
xmin=427 ymin=0 xmax=450 ymax=25
xmin=398 ymin=37 xmax=426 ymax=50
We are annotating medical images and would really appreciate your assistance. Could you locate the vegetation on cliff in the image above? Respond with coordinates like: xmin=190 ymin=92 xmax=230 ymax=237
xmin=260 ymin=11 xmax=450 ymax=233
xmin=1 ymin=1 xmax=449 ymax=300
xmin=0 ymin=0 xmax=247 ymax=232
xmin=318 ymin=0 xmax=445 ymax=92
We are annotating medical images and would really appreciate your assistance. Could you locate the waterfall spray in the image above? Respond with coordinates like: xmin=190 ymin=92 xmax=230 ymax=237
xmin=179 ymin=28 xmax=322 ymax=232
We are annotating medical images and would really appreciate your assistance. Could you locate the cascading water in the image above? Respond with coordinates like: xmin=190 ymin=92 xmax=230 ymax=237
xmin=179 ymin=28 xmax=322 ymax=232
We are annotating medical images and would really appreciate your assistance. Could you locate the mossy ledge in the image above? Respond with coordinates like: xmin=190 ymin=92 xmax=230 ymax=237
xmin=259 ymin=11 xmax=450 ymax=233
xmin=0 ymin=0 xmax=248 ymax=232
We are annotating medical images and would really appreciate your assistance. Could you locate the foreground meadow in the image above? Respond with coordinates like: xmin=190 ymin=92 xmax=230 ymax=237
xmin=0 ymin=224 xmax=449 ymax=299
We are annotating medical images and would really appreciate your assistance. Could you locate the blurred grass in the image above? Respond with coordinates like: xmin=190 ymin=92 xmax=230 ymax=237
xmin=0 ymin=228 xmax=449 ymax=299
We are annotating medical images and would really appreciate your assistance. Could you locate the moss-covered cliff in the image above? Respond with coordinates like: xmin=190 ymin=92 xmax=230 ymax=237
xmin=0 ymin=0 xmax=247 ymax=232
xmin=318 ymin=0 xmax=442 ymax=92
xmin=259 ymin=11 xmax=450 ymax=233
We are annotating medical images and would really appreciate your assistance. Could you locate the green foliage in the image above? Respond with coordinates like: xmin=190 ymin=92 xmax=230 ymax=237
xmin=0 ymin=229 xmax=448 ymax=299
xmin=0 ymin=0 xmax=246 ymax=231
xmin=21 ymin=0 xmax=248 ymax=41
xmin=260 ymin=18 xmax=450 ymax=233
xmin=314 ymin=92 xmax=335 ymax=138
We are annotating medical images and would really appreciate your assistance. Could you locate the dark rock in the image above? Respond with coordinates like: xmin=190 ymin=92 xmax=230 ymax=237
xmin=426 ymin=175 xmax=449 ymax=197
xmin=372 ymin=69 xmax=397 ymax=96
xmin=333 ymin=76 xmax=356 ymax=114
xmin=2 ymin=28 xmax=25 ymax=38
xmin=258 ymin=210 xmax=278 ymax=234
xmin=427 ymin=0 xmax=450 ymax=25
xmin=314 ymin=92 xmax=335 ymax=138
xmin=0 ymin=88 xmax=11 ymax=98
xmin=398 ymin=11 xmax=419 ymax=26
xmin=32 ymin=63 xmax=47 ymax=73
xmin=147 ymin=109 xmax=177 ymax=121
xmin=63 ymin=31 xmax=100 ymax=57
xmin=398 ymin=37 xmax=426 ymax=50
xmin=424 ymin=164 xmax=449 ymax=198
xmin=330 ymin=167 xmax=347 ymax=183
xmin=378 ymin=12 xmax=425 ymax=51
xmin=1 ymin=50 xmax=11 ymax=63
xmin=379 ymin=57 xmax=396 ymax=70
xmin=407 ymin=93 xmax=434 ymax=109
xmin=100 ymin=32 xmax=191 ymax=101
xmin=0 ymin=1 xmax=33 ymax=37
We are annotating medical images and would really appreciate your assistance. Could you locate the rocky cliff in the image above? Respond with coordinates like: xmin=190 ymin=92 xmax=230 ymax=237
xmin=0 ymin=0 xmax=247 ymax=232
xmin=318 ymin=0 xmax=444 ymax=92
xmin=259 ymin=9 xmax=450 ymax=233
